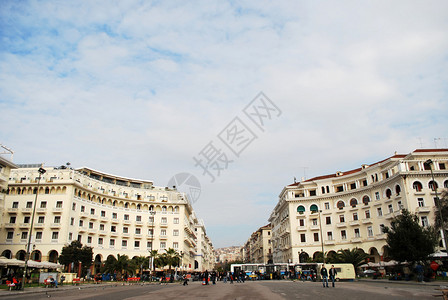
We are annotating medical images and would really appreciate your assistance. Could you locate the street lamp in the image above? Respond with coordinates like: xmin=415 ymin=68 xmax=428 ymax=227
xmin=311 ymin=207 xmax=325 ymax=264
xmin=149 ymin=210 xmax=156 ymax=279
xmin=22 ymin=166 xmax=46 ymax=290
xmin=425 ymin=159 xmax=448 ymax=252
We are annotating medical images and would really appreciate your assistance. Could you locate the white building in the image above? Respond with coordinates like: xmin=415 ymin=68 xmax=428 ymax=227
xmin=0 ymin=165 xmax=214 ymax=273
xmin=269 ymin=149 xmax=448 ymax=264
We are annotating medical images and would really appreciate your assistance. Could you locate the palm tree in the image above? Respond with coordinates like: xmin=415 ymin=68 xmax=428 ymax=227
xmin=131 ymin=256 xmax=149 ymax=276
xmin=148 ymin=250 xmax=159 ymax=278
xmin=336 ymin=248 xmax=369 ymax=269
xmin=161 ymin=248 xmax=180 ymax=273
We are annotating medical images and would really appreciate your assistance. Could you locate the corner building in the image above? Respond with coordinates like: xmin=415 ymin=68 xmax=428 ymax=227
xmin=0 ymin=165 xmax=214 ymax=273
xmin=269 ymin=149 xmax=448 ymax=264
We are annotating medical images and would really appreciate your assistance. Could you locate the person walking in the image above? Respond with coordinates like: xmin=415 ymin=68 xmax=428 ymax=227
xmin=321 ymin=265 xmax=329 ymax=288
xmin=329 ymin=265 xmax=337 ymax=287
xmin=182 ymin=274 xmax=188 ymax=286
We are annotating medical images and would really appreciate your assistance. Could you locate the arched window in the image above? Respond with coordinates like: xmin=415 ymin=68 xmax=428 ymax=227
xmin=321 ymin=187 xmax=325 ymax=194
xmin=395 ymin=185 xmax=401 ymax=195
xmin=113 ymin=200 xmax=117 ymax=207
xmin=350 ymin=198 xmax=358 ymax=207
xmin=362 ymin=195 xmax=370 ymax=205
xmin=297 ymin=205 xmax=305 ymax=214
xmin=385 ymin=189 xmax=392 ymax=199
xmin=124 ymin=203 xmax=129 ymax=208
xmin=444 ymin=180 xmax=448 ymax=188
xmin=310 ymin=204 xmax=319 ymax=213
xmin=413 ymin=181 xmax=423 ymax=192
xmin=429 ymin=180 xmax=439 ymax=191
xmin=162 ymin=206 xmax=167 ymax=212
xmin=137 ymin=204 xmax=141 ymax=210
xmin=337 ymin=201 xmax=345 ymax=210
xmin=149 ymin=205 xmax=154 ymax=211
xmin=45 ymin=187 xmax=50 ymax=194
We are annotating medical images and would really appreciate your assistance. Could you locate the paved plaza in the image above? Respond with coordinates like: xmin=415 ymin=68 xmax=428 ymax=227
xmin=0 ymin=280 xmax=444 ymax=300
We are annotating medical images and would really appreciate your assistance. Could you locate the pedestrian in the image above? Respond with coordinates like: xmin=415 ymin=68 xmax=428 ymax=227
xmin=321 ymin=265 xmax=329 ymax=288
xmin=416 ymin=263 xmax=424 ymax=282
xmin=329 ymin=265 xmax=337 ymax=287
xmin=205 ymin=270 xmax=209 ymax=285
xmin=182 ymin=274 xmax=188 ymax=286
xmin=223 ymin=272 xmax=228 ymax=283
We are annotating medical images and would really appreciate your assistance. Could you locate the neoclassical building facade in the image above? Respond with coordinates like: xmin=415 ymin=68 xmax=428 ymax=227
xmin=269 ymin=149 xmax=448 ymax=264
xmin=0 ymin=165 xmax=214 ymax=273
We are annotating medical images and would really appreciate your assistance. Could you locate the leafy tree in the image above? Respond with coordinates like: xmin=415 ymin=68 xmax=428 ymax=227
xmin=131 ymin=256 xmax=149 ymax=275
xmin=101 ymin=254 xmax=135 ymax=276
xmin=335 ymin=248 xmax=369 ymax=269
xmin=58 ymin=241 xmax=93 ymax=276
xmin=160 ymin=248 xmax=180 ymax=272
xmin=382 ymin=209 xmax=438 ymax=263
xmin=434 ymin=190 xmax=448 ymax=234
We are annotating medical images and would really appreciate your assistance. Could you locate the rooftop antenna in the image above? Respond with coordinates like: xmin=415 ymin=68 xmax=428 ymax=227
xmin=0 ymin=144 xmax=14 ymax=160
xmin=302 ymin=167 xmax=309 ymax=180
xmin=417 ymin=138 xmax=424 ymax=148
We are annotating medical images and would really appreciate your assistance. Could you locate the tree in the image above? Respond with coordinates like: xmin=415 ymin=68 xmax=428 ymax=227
xmin=160 ymin=248 xmax=180 ymax=273
xmin=58 ymin=241 xmax=93 ymax=276
xmin=434 ymin=190 xmax=448 ymax=233
xmin=131 ymin=256 xmax=149 ymax=275
xmin=382 ymin=209 xmax=438 ymax=263
xmin=101 ymin=254 xmax=134 ymax=276
xmin=335 ymin=248 xmax=369 ymax=269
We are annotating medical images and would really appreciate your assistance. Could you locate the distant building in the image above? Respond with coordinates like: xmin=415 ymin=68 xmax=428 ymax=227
xmin=242 ymin=224 xmax=272 ymax=264
xmin=215 ymin=246 xmax=242 ymax=263
xmin=0 ymin=164 xmax=214 ymax=273
xmin=269 ymin=149 xmax=448 ymax=263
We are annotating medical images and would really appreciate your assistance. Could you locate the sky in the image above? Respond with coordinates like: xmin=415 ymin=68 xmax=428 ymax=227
xmin=1 ymin=0 xmax=448 ymax=248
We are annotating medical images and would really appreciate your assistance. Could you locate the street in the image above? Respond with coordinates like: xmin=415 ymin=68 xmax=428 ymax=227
xmin=0 ymin=280 xmax=442 ymax=300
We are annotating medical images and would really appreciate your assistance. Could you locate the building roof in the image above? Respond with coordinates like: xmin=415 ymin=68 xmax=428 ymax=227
xmin=287 ymin=149 xmax=447 ymax=187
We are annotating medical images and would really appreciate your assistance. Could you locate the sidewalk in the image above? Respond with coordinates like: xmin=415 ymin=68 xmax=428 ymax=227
xmin=0 ymin=281 xmax=159 ymax=298
xmin=357 ymin=278 xmax=448 ymax=287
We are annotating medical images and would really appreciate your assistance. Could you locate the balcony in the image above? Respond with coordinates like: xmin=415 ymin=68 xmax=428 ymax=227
xmin=135 ymin=221 xmax=144 ymax=226
xmin=416 ymin=206 xmax=430 ymax=213
xmin=296 ymin=226 xmax=307 ymax=232
xmin=309 ymin=225 xmax=320 ymax=231
xmin=159 ymin=223 xmax=168 ymax=227
xmin=34 ymin=223 xmax=45 ymax=229
xmin=349 ymin=221 xmax=360 ymax=226
xmin=7 ymin=208 xmax=18 ymax=213
xmin=36 ymin=208 xmax=46 ymax=214
xmin=123 ymin=220 xmax=131 ymax=225
xmin=4 ymin=223 xmax=16 ymax=228
xmin=376 ymin=234 xmax=386 ymax=240
xmin=89 ymin=214 xmax=98 ymax=220
xmin=362 ymin=218 xmax=373 ymax=224
xmin=110 ymin=231 xmax=118 ymax=236
xmin=111 ymin=218 xmax=120 ymax=224
xmin=21 ymin=208 xmax=32 ymax=214
xmin=19 ymin=223 xmax=31 ymax=228
xmin=98 ymin=230 xmax=107 ymax=236
xmin=351 ymin=237 xmax=362 ymax=243
xmin=336 ymin=222 xmax=347 ymax=228
xmin=80 ymin=212 xmax=89 ymax=218
xmin=88 ymin=228 xmax=97 ymax=234
xmin=78 ymin=226 xmax=86 ymax=232
xmin=134 ymin=234 xmax=143 ymax=239
xmin=52 ymin=207 xmax=63 ymax=214
xmin=324 ymin=240 xmax=335 ymax=245
xmin=385 ymin=213 xmax=394 ymax=220
xmin=100 ymin=216 xmax=109 ymax=222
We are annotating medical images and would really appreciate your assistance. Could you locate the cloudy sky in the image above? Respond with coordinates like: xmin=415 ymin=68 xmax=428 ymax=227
xmin=1 ymin=1 xmax=448 ymax=248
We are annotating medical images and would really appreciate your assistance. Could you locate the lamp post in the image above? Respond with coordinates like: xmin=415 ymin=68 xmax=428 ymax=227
xmin=425 ymin=159 xmax=448 ymax=252
xmin=149 ymin=210 xmax=156 ymax=280
xmin=318 ymin=209 xmax=325 ymax=264
xmin=22 ymin=166 xmax=46 ymax=290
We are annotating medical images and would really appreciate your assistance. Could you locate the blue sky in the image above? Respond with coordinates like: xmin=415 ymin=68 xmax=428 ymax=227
xmin=1 ymin=0 xmax=448 ymax=248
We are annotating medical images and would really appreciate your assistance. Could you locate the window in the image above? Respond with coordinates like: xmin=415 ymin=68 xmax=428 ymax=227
xmin=314 ymin=232 xmax=319 ymax=242
xmin=21 ymin=232 xmax=28 ymax=239
xmin=421 ymin=216 xmax=429 ymax=227
xmin=54 ymin=216 xmax=61 ymax=223
xmin=350 ymin=198 xmax=358 ymax=207
xmin=174 ymin=218 xmax=179 ymax=224
xmin=52 ymin=232 xmax=59 ymax=240
xmin=77 ymin=235 xmax=81 ymax=242
xmin=327 ymin=231 xmax=333 ymax=240
xmin=339 ymin=215 xmax=345 ymax=223
xmin=173 ymin=229 xmax=179 ymax=236
xmin=386 ymin=189 xmax=392 ymax=199
xmin=362 ymin=196 xmax=370 ymax=205
xmin=134 ymin=241 xmax=140 ymax=248
xmin=365 ymin=210 xmax=370 ymax=219
xmin=309 ymin=190 xmax=316 ymax=196
xmin=377 ymin=207 xmax=383 ymax=216
xmin=123 ymin=227 xmax=128 ymax=234
xmin=161 ymin=229 xmax=166 ymax=236
xmin=136 ymin=215 xmax=142 ymax=222
xmin=297 ymin=205 xmax=305 ymax=214
xmin=395 ymin=185 xmax=401 ymax=195
xmin=367 ymin=226 xmax=373 ymax=237
xmin=375 ymin=192 xmax=380 ymax=201
xmin=89 ymin=222 xmax=93 ymax=229
xmin=336 ymin=201 xmax=345 ymax=209
xmin=362 ymin=179 xmax=368 ymax=186
xmin=112 ymin=213 xmax=117 ymax=219
xmin=350 ymin=183 xmax=356 ymax=190
xmin=312 ymin=219 xmax=318 ymax=226
xmin=148 ymin=229 xmax=153 ymax=236
xmin=90 ymin=208 xmax=95 ymax=215
xmin=124 ymin=214 xmax=129 ymax=220
xmin=353 ymin=213 xmax=358 ymax=221
xmin=79 ymin=220 xmax=84 ymax=226
xmin=147 ymin=241 xmax=152 ymax=249
xmin=72 ymin=203 xmax=76 ymax=211
xmin=26 ymin=201 xmax=32 ymax=208
xmin=149 ymin=216 xmax=154 ymax=223
xmin=122 ymin=240 xmax=127 ymax=247
xmin=80 ymin=205 xmax=84 ymax=212
xmin=326 ymin=216 xmax=331 ymax=225
xmin=68 ymin=233 xmax=73 ymax=240
xmin=173 ymin=242 xmax=179 ymax=249
xmin=7 ymin=232 xmax=14 ymax=239
xmin=324 ymin=202 xmax=330 ymax=210
xmin=87 ymin=236 xmax=92 ymax=244
xmin=40 ymin=201 xmax=47 ymax=208
xmin=162 ymin=217 xmax=167 ymax=224
xmin=110 ymin=239 xmax=115 ymax=246
xmin=136 ymin=228 xmax=141 ymax=234
xmin=100 ymin=224 xmax=105 ymax=231
xmin=440 ymin=163 xmax=446 ymax=170
xmin=12 ymin=202 xmax=18 ymax=208
xmin=160 ymin=242 xmax=166 ymax=249
xmin=56 ymin=201 xmax=63 ymax=208
xmin=98 ymin=238 xmax=103 ymax=245
xmin=310 ymin=204 xmax=319 ymax=212
xmin=39 ymin=216 xmax=46 ymax=224
xmin=300 ymin=234 xmax=306 ymax=243
xmin=101 ymin=211 xmax=106 ymax=217
xmin=9 ymin=216 xmax=16 ymax=223
xmin=429 ymin=181 xmax=438 ymax=191
xmin=418 ymin=198 xmax=425 ymax=207
xmin=413 ymin=181 xmax=423 ymax=192
xmin=24 ymin=216 xmax=30 ymax=223
xmin=36 ymin=232 xmax=42 ymax=240
xmin=354 ymin=228 xmax=360 ymax=238
xmin=111 ymin=225 xmax=116 ymax=232
xmin=388 ymin=204 xmax=393 ymax=213
xmin=299 ymin=219 xmax=305 ymax=226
